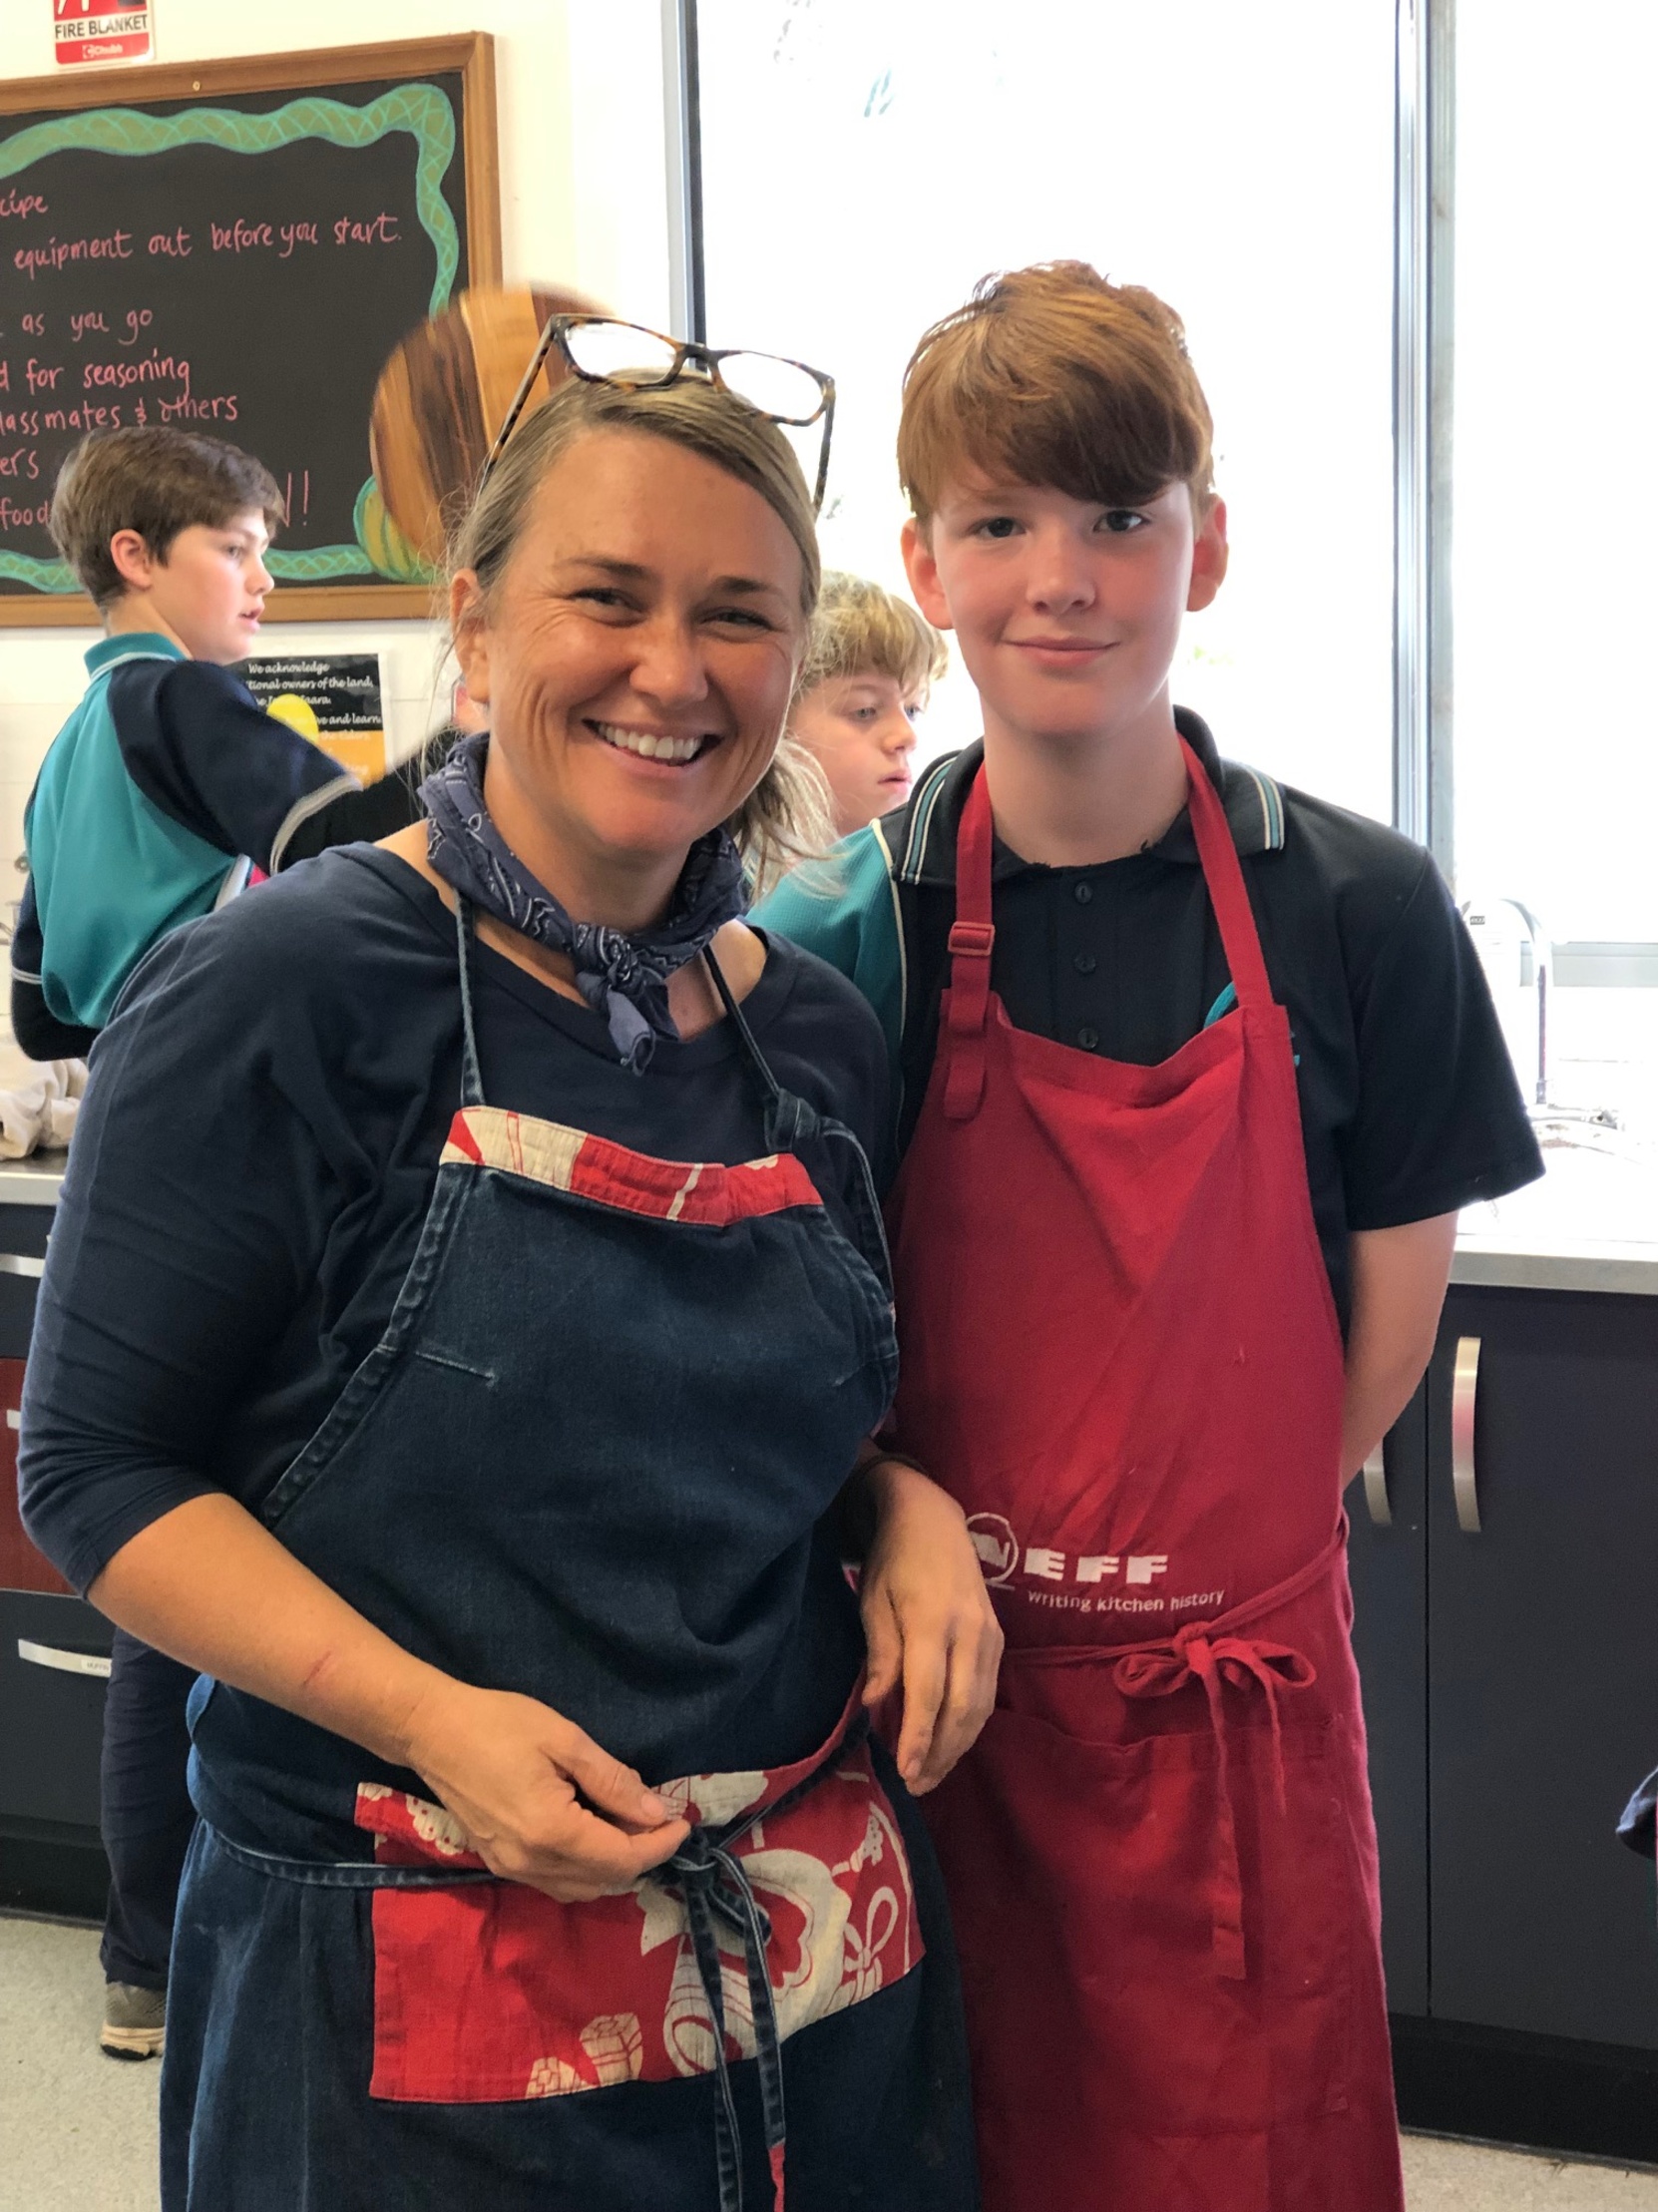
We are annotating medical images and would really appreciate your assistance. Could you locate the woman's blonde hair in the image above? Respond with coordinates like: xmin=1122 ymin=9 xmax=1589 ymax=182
xmin=448 ymin=375 xmax=833 ymax=893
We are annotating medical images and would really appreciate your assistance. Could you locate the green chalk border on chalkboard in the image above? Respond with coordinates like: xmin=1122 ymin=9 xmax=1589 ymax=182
xmin=0 ymin=85 xmax=461 ymax=594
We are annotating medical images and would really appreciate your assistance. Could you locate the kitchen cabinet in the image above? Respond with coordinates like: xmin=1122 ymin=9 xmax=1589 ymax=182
xmin=0 ymin=1188 xmax=111 ymax=1920
xmin=1348 ymin=1283 xmax=1658 ymax=2159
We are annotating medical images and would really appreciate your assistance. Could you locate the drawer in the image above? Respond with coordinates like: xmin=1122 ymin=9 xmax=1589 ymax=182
xmin=0 ymin=1354 xmax=66 ymax=1594
xmin=0 ymin=1202 xmax=51 ymax=1362
xmin=0 ymin=1587 xmax=110 ymax=1828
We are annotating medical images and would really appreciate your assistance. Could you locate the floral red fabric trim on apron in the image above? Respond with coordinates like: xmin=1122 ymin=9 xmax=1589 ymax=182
xmin=355 ymin=1695 xmax=922 ymax=2111
xmin=439 ymin=1104 xmax=824 ymax=1225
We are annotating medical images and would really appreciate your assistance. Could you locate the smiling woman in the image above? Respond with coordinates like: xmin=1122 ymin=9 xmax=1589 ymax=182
xmin=17 ymin=359 xmax=994 ymax=2210
xmin=434 ymin=376 xmax=833 ymax=919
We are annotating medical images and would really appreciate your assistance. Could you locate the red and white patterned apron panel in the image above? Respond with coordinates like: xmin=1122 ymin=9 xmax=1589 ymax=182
xmin=441 ymin=1105 xmax=824 ymax=1228
xmin=353 ymin=1734 xmax=923 ymax=2104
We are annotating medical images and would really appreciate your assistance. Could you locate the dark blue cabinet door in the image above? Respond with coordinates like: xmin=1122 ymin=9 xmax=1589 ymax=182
xmin=1347 ymin=1379 xmax=1431 ymax=2016
xmin=0 ymin=1587 xmax=111 ymax=1828
xmin=1428 ymin=1286 xmax=1658 ymax=2048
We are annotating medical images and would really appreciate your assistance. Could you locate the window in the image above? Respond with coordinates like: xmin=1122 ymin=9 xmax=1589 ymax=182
xmin=694 ymin=0 xmax=1397 ymax=817
xmin=1451 ymin=0 xmax=1658 ymax=1242
xmin=691 ymin=0 xmax=1658 ymax=1250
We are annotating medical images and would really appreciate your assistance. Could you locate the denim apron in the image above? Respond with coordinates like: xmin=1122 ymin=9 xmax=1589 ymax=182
xmin=162 ymin=901 xmax=973 ymax=2212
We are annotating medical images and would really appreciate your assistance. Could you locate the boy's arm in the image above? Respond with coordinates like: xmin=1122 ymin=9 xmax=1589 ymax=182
xmin=1341 ymin=1213 xmax=1456 ymax=1479
xmin=1335 ymin=840 xmax=1540 ymax=1478
xmin=119 ymin=660 xmax=421 ymax=874
xmin=751 ymin=828 xmax=907 ymax=1069
xmin=10 ymin=877 xmax=97 ymax=1063
xmin=269 ymin=753 xmax=426 ymax=869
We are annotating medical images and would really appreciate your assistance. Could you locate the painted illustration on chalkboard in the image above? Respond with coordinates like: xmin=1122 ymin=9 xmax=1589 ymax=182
xmin=0 ymin=39 xmax=500 ymax=617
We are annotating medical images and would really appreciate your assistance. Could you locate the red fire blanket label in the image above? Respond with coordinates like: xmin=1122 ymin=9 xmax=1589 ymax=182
xmin=53 ymin=0 xmax=154 ymax=69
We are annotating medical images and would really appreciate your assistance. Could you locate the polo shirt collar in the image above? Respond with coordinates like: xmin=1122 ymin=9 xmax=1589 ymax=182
xmin=886 ymin=707 xmax=1286 ymax=886
xmin=85 ymin=632 xmax=185 ymax=678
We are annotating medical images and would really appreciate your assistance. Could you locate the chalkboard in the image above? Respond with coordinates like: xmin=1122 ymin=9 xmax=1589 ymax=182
xmin=0 ymin=37 xmax=500 ymax=625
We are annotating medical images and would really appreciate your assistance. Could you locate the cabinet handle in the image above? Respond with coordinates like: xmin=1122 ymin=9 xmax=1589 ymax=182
xmin=1452 ymin=1334 xmax=1482 ymax=1533
xmin=0 ymin=1253 xmax=43 ymax=1278
xmin=16 ymin=1637 xmax=111 ymax=1680
xmin=1362 ymin=1442 xmax=1391 ymax=1526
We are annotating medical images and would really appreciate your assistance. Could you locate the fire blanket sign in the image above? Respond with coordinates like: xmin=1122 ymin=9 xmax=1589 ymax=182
xmin=53 ymin=0 xmax=155 ymax=69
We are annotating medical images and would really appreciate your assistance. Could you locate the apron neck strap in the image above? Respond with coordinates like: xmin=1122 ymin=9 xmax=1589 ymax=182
xmin=705 ymin=942 xmax=895 ymax=1298
xmin=947 ymin=738 xmax=1275 ymax=1030
xmin=451 ymin=894 xmax=488 ymax=1109
xmin=1176 ymin=736 xmax=1273 ymax=1012
xmin=941 ymin=771 xmax=999 ymax=1120
xmin=702 ymin=940 xmax=810 ymax=1148
xmin=449 ymin=902 xmax=804 ymax=1126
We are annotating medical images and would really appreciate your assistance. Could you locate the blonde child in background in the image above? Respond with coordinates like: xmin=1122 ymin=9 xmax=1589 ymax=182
xmin=788 ymin=571 xmax=946 ymax=840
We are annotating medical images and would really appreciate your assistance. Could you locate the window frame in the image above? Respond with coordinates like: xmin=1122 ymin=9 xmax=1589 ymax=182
xmin=1396 ymin=0 xmax=1455 ymax=871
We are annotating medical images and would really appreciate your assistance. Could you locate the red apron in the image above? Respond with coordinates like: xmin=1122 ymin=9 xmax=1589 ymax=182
xmin=885 ymin=743 xmax=1403 ymax=2212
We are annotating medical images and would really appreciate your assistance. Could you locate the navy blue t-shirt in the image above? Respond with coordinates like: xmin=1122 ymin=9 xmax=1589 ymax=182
xmin=19 ymin=847 xmax=888 ymax=1600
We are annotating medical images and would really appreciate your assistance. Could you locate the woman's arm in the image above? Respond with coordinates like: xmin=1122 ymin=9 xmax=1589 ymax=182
xmin=846 ymin=1451 xmax=1004 ymax=1794
xmin=92 ymin=1495 xmax=688 ymax=1899
xmin=1341 ymin=1212 xmax=1458 ymax=1480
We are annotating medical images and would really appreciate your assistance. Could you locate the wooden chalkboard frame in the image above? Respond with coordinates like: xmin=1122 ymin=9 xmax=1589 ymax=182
xmin=0 ymin=35 xmax=500 ymax=627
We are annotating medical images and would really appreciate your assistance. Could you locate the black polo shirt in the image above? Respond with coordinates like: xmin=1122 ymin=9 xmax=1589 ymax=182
xmin=763 ymin=709 xmax=1543 ymax=1330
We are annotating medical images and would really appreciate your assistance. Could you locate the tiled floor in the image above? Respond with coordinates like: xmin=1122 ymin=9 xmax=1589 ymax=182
xmin=3 ymin=1911 xmax=1657 ymax=2210
xmin=1 ymin=1916 xmax=160 ymax=2212
xmin=1402 ymin=2136 xmax=1658 ymax=2209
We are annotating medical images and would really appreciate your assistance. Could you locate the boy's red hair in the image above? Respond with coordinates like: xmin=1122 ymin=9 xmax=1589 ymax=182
xmin=898 ymin=261 xmax=1215 ymax=525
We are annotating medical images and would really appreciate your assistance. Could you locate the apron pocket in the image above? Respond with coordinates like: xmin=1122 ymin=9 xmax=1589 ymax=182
xmin=361 ymin=1747 xmax=925 ymax=2104
xmin=934 ymin=1704 xmax=1357 ymax=2138
xmin=368 ymin=1880 xmax=655 ymax=2102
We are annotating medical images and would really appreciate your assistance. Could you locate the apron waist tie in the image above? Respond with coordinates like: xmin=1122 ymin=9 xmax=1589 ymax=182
xmin=664 ymin=1709 xmax=870 ymax=2212
xmin=1099 ymin=1525 xmax=1346 ymax=1981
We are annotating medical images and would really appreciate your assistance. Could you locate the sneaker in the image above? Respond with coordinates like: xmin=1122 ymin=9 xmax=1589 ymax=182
xmin=100 ymin=1981 xmax=166 ymax=2060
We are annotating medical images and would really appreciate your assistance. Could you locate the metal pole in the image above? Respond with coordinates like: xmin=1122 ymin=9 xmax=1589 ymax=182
xmin=661 ymin=0 xmax=706 ymax=343
xmin=1394 ymin=0 xmax=1430 ymax=851
xmin=1427 ymin=0 xmax=1456 ymax=882
xmin=1394 ymin=0 xmax=1455 ymax=874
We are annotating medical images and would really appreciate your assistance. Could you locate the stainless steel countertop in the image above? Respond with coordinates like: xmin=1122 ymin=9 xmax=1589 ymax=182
xmin=1451 ymin=1148 xmax=1658 ymax=1294
xmin=1451 ymin=1241 xmax=1658 ymax=1296
xmin=0 ymin=1155 xmax=64 ymax=1207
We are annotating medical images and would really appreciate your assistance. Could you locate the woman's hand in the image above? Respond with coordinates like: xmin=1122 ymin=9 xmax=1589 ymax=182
xmin=87 ymin=1496 xmax=690 ymax=1907
xmin=858 ymin=1455 xmax=1004 ymax=1795
xmin=402 ymin=1676 xmax=690 ymax=1903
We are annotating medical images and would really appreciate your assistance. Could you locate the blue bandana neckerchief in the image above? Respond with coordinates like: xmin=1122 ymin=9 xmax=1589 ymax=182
xmin=419 ymin=732 xmax=749 ymax=1074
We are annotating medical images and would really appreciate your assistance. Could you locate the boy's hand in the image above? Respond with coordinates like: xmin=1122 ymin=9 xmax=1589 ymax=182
xmin=858 ymin=1456 xmax=1004 ymax=1794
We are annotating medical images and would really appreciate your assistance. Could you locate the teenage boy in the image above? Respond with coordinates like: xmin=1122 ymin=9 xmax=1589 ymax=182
xmin=758 ymin=263 xmax=1543 ymax=2211
xmin=16 ymin=425 xmax=423 ymax=2060
xmin=787 ymin=570 xmax=946 ymax=839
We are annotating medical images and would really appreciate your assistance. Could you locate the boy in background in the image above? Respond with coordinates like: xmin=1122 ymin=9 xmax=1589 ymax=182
xmin=14 ymin=425 xmax=423 ymax=2057
xmin=13 ymin=425 xmax=421 ymax=1061
xmin=787 ymin=570 xmax=946 ymax=840
xmin=758 ymin=263 xmax=1542 ymax=2210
